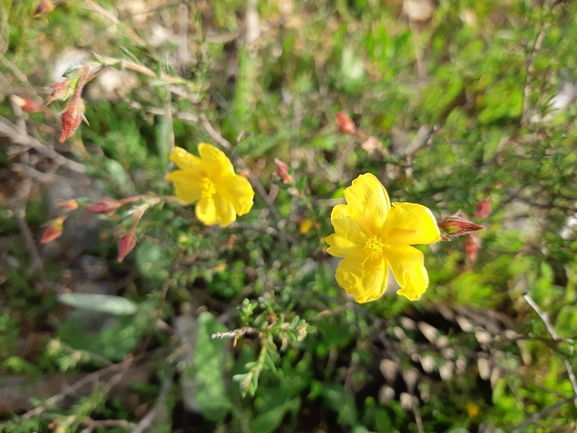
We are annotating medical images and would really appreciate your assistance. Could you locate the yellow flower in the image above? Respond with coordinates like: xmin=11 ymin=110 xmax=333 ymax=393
xmin=167 ymin=144 xmax=255 ymax=227
xmin=325 ymin=173 xmax=441 ymax=302
xmin=299 ymin=218 xmax=313 ymax=235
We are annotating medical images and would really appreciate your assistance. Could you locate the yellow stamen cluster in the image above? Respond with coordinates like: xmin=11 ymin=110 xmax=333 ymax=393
xmin=200 ymin=177 xmax=216 ymax=199
xmin=364 ymin=235 xmax=387 ymax=260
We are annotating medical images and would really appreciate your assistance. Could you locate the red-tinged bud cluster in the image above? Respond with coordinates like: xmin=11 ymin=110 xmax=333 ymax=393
xmin=438 ymin=215 xmax=484 ymax=240
xmin=45 ymin=65 xmax=93 ymax=143
xmin=11 ymin=95 xmax=43 ymax=113
xmin=465 ymin=234 xmax=481 ymax=263
xmin=474 ymin=197 xmax=491 ymax=219
xmin=41 ymin=216 xmax=66 ymax=243
xmin=34 ymin=0 xmax=55 ymax=16
xmin=117 ymin=231 xmax=137 ymax=263
xmin=239 ymin=169 xmax=251 ymax=179
xmin=59 ymin=97 xmax=86 ymax=143
xmin=86 ymin=199 xmax=122 ymax=214
xmin=335 ymin=111 xmax=357 ymax=135
xmin=274 ymin=158 xmax=292 ymax=184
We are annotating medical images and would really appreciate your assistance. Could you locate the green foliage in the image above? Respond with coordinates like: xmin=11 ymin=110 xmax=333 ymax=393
xmin=2 ymin=0 xmax=577 ymax=432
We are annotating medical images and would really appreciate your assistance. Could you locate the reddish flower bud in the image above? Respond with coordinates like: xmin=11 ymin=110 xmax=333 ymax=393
xmin=239 ymin=169 xmax=251 ymax=179
xmin=335 ymin=111 xmax=357 ymax=135
xmin=438 ymin=215 xmax=484 ymax=240
xmin=274 ymin=158 xmax=292 ymax=184
xmin=474 ymin=197 xmax=491 ymax=219
xmin=361 ymin=136 xmax=379 ymax=152
xmin=58 ymin=199 xmax=78 ymax=211
xmin=117 ymin=231 xmax=137 ymax=263
xmin=41 ymin=216 xmax=66 ymax=243
xmin=465 ymin=234 xmax=481 ymax=263
xmin=86 ymin=199 xmax=122 ymax=214
xmin=34 ymin=0 xmax=55 ymax=16
xmin=59 ymin=97 xmax=86 ymax=143
xmin=11 ymin=95 xmax=43 ymax=113
xmin=46 ymin=80 xmax=75 ymax=105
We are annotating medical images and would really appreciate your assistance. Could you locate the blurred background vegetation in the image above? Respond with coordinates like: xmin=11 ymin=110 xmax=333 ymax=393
xmin=1 ymin=0 xmax=577 ymax=431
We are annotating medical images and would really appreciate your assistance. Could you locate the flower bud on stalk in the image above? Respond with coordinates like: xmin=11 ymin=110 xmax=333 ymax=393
xmin=437 ymin=215 xmax=484 ymax=240
xmin=274 ymin=158 xmax=292 ymax=184
xmin=41 ymin=215 xmax=67 ymax=243
xmin=465 ymin=234 xmax=481 ymax=263
xmin=117 ymin=231 xmax=137 ymax=263
xmin=86 ymin=199 xmax=123 ymax=214
xmin=361 ymin=137 xmax=379 ymax=152
xmin=34 ymin=0 xmax=55 ymax=16
xmin=59 ymin=97 xmax=86 ymax=143
xmin=335 ymin=111 xmax=357 ymax=135
xmin=58 ymin=199 xmax=78 ymax=211
xmin=11 ymin=95 xmax=43 ymax=113
xmin=474 ymin=197 xmax=491 ymax=219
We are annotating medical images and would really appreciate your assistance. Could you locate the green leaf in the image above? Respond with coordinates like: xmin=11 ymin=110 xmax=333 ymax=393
xmin=58 ymin=293 xmax=138 ymax=316
xmin=188 ymin=312 xmax=233 ymax=421
xmin=248 ymin=398 xmax=300 ymax=433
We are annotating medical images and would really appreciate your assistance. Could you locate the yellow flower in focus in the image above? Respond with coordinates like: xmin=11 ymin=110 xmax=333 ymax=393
xmin=167 ymin=144 xmax=255 ymax=227
xmin=325 ymin=173 xmax=441 ymax=302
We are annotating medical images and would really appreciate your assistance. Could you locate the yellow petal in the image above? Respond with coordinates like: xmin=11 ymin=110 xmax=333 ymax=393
xmin=166 ymin=170 xmax=202 ymax=203
xmin=326 ymin=204 xmax=366 ymax=257
xmin=198 ymin=143 xmax=234 ymax=177
xmin=214 ymin=194 xmax=236 ymax=227
xmin=218 ymin=174 xmax=255 ymax=216
xmin=384 ymin=202 xmax=441 ymax=245
xmin=335 ymin=255 xmax=389 ymax=303
xmin=196 ymin=197 xmax=218 ymax=225
xmin=385 ymin=245 xmax=429 ymax=301
xmin=170 ymin=147 xmax=204 ymax=172
xmin=344 ymin=173 xmax=390 ymax=235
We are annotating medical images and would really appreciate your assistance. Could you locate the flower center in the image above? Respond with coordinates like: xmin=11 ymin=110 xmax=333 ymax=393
xmin=364 ymin=235 xmax=388 ymax=260
xmin=200 ymin=177 xmax=216 ymax=199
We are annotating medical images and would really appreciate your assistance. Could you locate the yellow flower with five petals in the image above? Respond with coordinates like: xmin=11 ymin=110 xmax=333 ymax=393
xmin=167 ymin=143 xmax=254 ymax=227
xmin=326 ymin=173 xmax=441 ymax=302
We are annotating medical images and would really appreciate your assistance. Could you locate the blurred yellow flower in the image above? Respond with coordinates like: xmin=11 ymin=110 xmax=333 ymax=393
xmin=466 ymin=402 xmax=480 ymax=418
xmin=167 ymin=144 xmax=254 ymax=227
xmin=299 ymin=218 xmax=313 ymax=235
xmin=326 ymin=173 xmax=441 ymax=302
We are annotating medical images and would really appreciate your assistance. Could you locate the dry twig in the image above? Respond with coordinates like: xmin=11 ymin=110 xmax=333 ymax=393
xmin=19 ymin=357 xmax=134 ymax=421
xmin=0 ymin=116 xmax=85 ymax=173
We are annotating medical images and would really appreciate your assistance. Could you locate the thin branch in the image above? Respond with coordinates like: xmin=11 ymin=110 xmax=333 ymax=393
xmin=131 ymin=367 xmax=174 ymax=433
xmin=521 ymin=24 xmax=549 ymax=125
xmin=0 ymin=52 xmax=38 ymax=96
xmin=511 ymin=394 xmax=577 ymax=433
xmin=83 ymin=0 xmax=146 ymax=46
xmin=523 ymin=293 xmax=577 ymax=406
xmin=198 ymin=113 xmax=230 ymax=149
xmin=81 ymin=419 xmax=137 ymax=433
xmin=16 ymin=206 xmax=44 ymax=275
xmin=12 ymin=163 xmax=81 ymax=185
xmin=96 ymin=56 xmax=196 ymax=89
xmin=0 ymin=116 xmax=86 ymax=173
xmin=19 ymin=357 xmax=134 ymax=421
